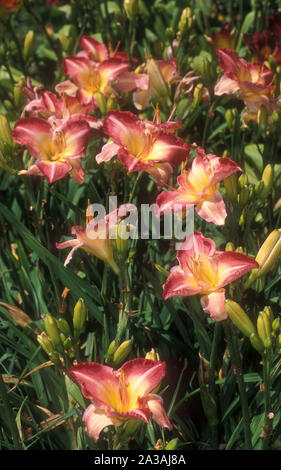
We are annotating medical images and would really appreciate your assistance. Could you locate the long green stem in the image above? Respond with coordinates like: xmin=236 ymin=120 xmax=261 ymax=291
xmin=224 ymin=321 xmax=252 ymax=449
xmin=261 ymin=351 xmax=273 ymax=449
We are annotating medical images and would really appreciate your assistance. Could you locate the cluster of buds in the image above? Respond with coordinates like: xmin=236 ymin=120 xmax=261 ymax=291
xmin=225 ymin=300 xmax=281 ymax=354
xmin=37 ymin=298 xmax=87 ymax=365
xmin=106 ymin=338 xmax=133 ymax=366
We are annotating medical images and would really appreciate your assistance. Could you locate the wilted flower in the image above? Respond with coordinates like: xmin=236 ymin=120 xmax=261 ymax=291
xmin=215 ymin=48 xmax=276 ymax=113
xmin=12 ymin=117 xmax=93 ymax=183
xmin=96 ymin=110 xmax=189 ymax=187
xmin=163 ymin=231 xmax=259 ymax=321
xmin=56 ymin=203 xmax=136 ymax=274
xmin=70 ymin=359 xmax=172 ymax=441
xmin=156 ymin=147 xmax=241 ymax=225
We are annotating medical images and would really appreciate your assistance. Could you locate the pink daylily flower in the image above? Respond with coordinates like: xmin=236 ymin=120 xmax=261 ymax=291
xmin=56 ymin=203 xmax=136 ymax=275
xmin=215 ymin=48 xmax=276 ymax=112
xmin=163 ymin=231 xmax=259 ymax=321
xmin=21 ymin=86 xmax=102 ymax=130
xmin=59 ymin=56 xmax=130 ymax=107
xmin=156 ymin=147 xmax=241 ymax=225
xmin=116 ymin=58 xmax=180 ymax=110
xmin=12 ymin=117 xmax=93 ymax=183
xmin=96 ymin=110 xmax=190 ymax=187
xmin=70 ymin=359 xmax=172 ymax=441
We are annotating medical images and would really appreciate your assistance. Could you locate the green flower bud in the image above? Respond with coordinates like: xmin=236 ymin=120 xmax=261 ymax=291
xmin=115 ymin=220 xmax=130 ymax=260
xmin=124 ymin=0 xmax=138 ymax=20
xmin=262 ymin=306 xmax=274 ymax=326
xmin=250 ymin=332 xmax=264 ymax=353
xmin=276 ymin=333 xmax=281 ymax=351
xmin=255 ymin=229 xmax=281 ymax=278
xmin=238 ymin=174 xmax=248 ymax=189
xmin=225 ymin=242 xmax=235 ymax=252
xmin=106 ymin=339 xmax=119 ymax=363
xmin=225 ymin=300 xmax=256 ymax=338
xmin=257 ymin=105 xmax=268 ymax=132
xmin=178 ymin=7 xmax=193 ymax=37
xmin=259 ymin=164 xmax=274 ymax=199
xmin=225 ymin=108 xmax=238 ymax=130
xmin=14 ymin=82 xmax=26 ymax=110
xmin=44 ymin=314 xmax=64 ymax=354
xmin=238 ymin=186 xmax=250 ymax=207
xmin=37 ymin=332 xmax=56 ymax=356
xmin=73 ymin=298 xmax=87 ymax=340
xmin=112 ymin=339 xmax=133 ymax=366
xmin=0 ymin=114 xmax=14 ymax=156
xmin=224 ymin=172 xmax=238 ymax=202
xmin=272 ymin=317 xmax=281 ymax=333
xmin=57 ymin=318 xmax=72 ymax=338
xmin=257 ymin=312 xmax=272 ymax=346
xmin=23 ymin=31 xmax=35 ymax=60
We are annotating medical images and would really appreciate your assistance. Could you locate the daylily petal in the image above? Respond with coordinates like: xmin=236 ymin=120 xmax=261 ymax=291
xmin=147 ymin=394 xmax=172 ymax=429
xmin=115 ymin=71 xmax=149 ymax=93
xmin=214 ymin=75 xmax=240 ymax=96
xmin=12 ymin=117 xmax=52 ymax=159
xmin=133 ymin=89 xmax=152 ymax=110
xmin=200 ymin=290 xmax=227 ymax=321
xmin=215 ymin=251 xmax=259 ymax=288
xmin=196 ymin=190 xmax=227 ymax=225
xmin=70 ymin=362 xmax=120 ymax=408
xmin=79 ymin=36 xmax=109 ymax=62
xmin=163 ymin=265 xmax=200 ymax=299
xmin=83 ymin=404 xmax=114 ymax=441
xmin=96 ymin=141 xmax=120 ymax=164
xmin=120 ymin=359 xmax=166 ymax=405
xmin=36 ymin=160 xmax=72 ymax=183
xmin=145 ymin=162 xmax=173 ymax=188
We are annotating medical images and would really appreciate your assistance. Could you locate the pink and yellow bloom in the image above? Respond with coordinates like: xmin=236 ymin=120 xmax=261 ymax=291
xmin=70 ymin=359 xmax=172 ymax=441
xmin=163 ymin=231 xmax=259 ymax=321
xmin=56 ymin=203 xmax=136 ymax=274
xmin=215 ymin=48 xmax=276 ymax=113
xmin=58 ymin=56 xmax=130 ymax=107
xmin=13 ymin=117 xmax=93 ymax=183
xmin=96 ymin=110 xmax=190 ymax=187
xmin=156 ymin=147 xmax=241 ymax=225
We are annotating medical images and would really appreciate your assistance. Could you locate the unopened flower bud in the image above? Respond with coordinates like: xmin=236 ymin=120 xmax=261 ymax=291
xmin=73 ymin=298 xmax=87 ymax=340
xmin=115 ymin=220 xmax=129 ymax=260
xmin=238 ymin=174 xmax=248 ymax=189
xmin=145 ymin=348 xmax=160 ymax=361
xmin=259 ymin=164 xmax=274 ymax=199
xmin=14 ymin=82 xmax=26 ymax=110
xmin=37 ymin=332 xmax=56 ymax=356
xmin=23 ymin=31 xmax=35 ymax=60
xmin=225 ymin=108 xmax=238 ymax=130
xmin=124 ymin=0 xmax=138 ymax=21
xmin=238 ymin=186 xmax=250 ymax=207
xmin=178 ymin=7 xmax=193 ymax=37
xmin=272 ymin=317 xmax=281 ymax=333
xmin=224 ymin=172 xmax=238 ymax=202
xmin=225 ymin=242 xmax=235 ymax=251
xmin=44 ymin=314 xmax=64 ymax=354
xmin=262 ymin=306 xmax=274 ymax=326
xmin=250 ymin=332 xmax=264 ymax=353
xmin=225 ymin=300 xmax=256 ymax=338
xmin=147 ymin=59 xmax=168 ymax=98
xmin=257 ymin=312 xmax=272 ymax=346
xmin=57 ymin=318 xmax=72 ymax=338
xmin=276 ymin=333 xmax=281 ymax=351
xmin=257 ymin=105 xmax=268 ymax=132
xmin=106 ymin=339 xmax=119 ymax=363
xmin=255 ymin=229 xmax=281 ymax=278
xmin=112 ymin=339 xmax=133 ymax=366
xmin=0 ymin=114 xmax=14 ymax=156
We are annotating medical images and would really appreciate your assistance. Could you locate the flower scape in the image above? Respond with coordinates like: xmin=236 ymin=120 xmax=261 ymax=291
xmin=0 ymin=0 xmax=281 ymax=453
